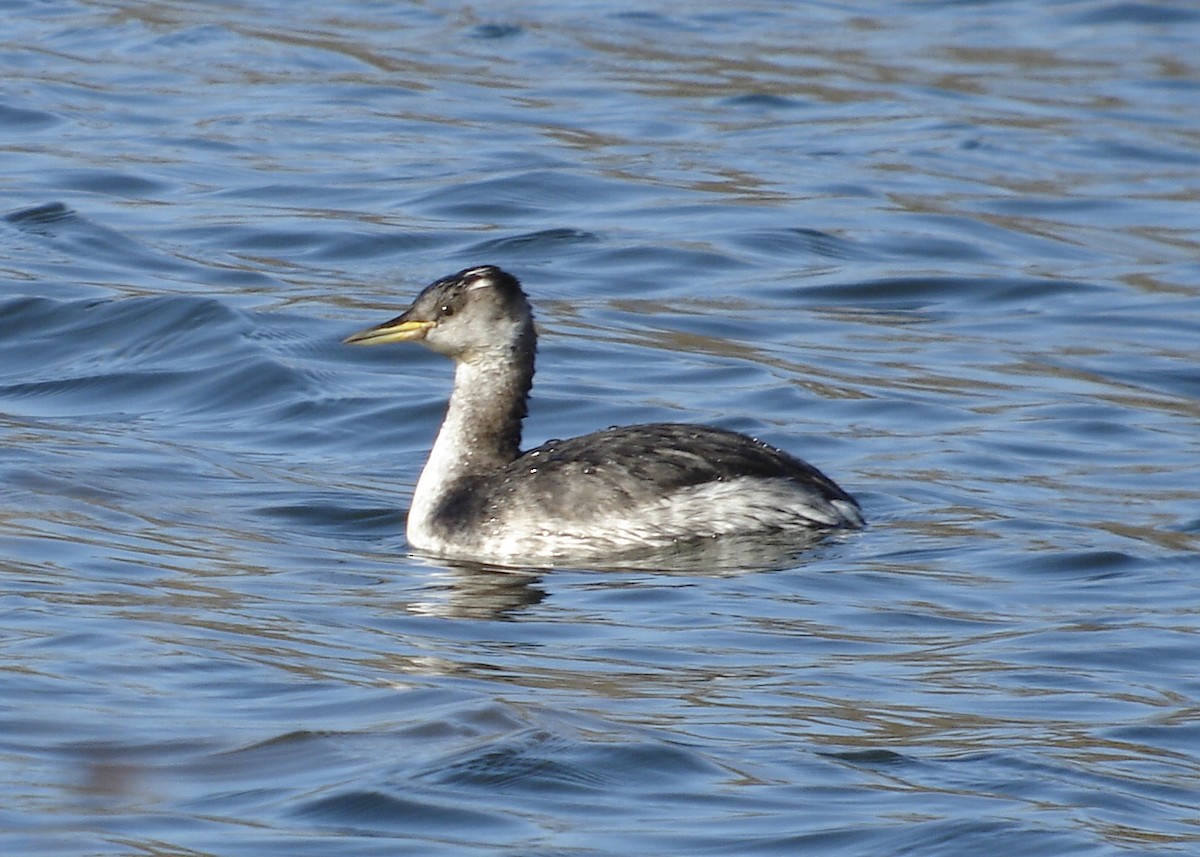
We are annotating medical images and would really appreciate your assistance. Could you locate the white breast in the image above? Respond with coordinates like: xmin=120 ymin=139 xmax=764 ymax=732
xmin=409 ymin=475 xmax=863 ymax=565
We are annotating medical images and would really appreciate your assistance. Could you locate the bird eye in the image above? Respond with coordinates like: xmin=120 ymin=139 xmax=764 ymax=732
xmin=440 ymin=304 xmax=454 ymax=317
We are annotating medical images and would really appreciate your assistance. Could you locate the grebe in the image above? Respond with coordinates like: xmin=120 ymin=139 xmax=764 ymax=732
xmin=345 ymin=265 xmax=862 ymax=565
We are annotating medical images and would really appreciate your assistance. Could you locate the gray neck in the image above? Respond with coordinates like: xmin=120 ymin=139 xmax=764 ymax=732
xmin=410 ymin=336 xmax=534 ymax=528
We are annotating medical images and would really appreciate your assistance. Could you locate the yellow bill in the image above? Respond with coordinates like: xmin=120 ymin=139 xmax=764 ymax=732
xmin=344 ymin=318 xmax=435 ymax=346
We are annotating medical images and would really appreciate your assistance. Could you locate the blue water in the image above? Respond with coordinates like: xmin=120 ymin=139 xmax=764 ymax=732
xmin=3 ymin=1 xmax=1199 ymax=854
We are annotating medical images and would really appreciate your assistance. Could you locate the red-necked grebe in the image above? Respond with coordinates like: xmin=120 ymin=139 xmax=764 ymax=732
xmin=345 ymin=265 xmax=862 ymax=564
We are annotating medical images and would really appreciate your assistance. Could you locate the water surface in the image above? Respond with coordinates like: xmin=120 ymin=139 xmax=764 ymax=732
xmin=2 ymin=1 xmax=1199 ymax=854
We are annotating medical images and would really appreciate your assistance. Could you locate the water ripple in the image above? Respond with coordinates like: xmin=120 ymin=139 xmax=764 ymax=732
xmin=2 ymin=1 xmax=1199 ymax=855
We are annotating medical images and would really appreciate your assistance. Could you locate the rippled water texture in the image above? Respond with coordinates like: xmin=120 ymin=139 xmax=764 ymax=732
xmin=3 ymin=1 xmax=1199 ymax=854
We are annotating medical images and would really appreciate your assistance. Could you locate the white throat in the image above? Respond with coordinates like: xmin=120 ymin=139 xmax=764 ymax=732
xmin=407 ymin=349 xmax=529 ymax=548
